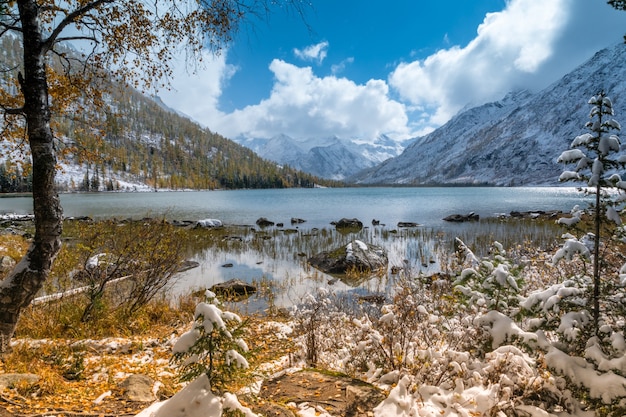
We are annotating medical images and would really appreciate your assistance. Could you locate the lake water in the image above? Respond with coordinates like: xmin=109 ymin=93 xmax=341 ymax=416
xmin=0 ymin=187 xmax=586 ymax=230
xmin=0 ymin=187 xmax=589 ymax=312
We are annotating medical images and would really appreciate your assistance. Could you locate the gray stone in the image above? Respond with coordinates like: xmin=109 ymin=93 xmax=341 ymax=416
xmin=0 ymin=374 xmax=39 ymax=392
xmin=210 ymin=279 xmax=257 ymax=297
xmin=332 ymin=218 xmax=363 ymax=232
xmin=256 ymin=217 xmax=275 ymax=227
xmin=120 ymin=374 xmax=155 ymax=402
xmin=397 ymin=221 xmax=420 ymax=227
xmin=308 ymin=240 xmax=388 ymax=277
xmin=0 ymin=256 xmax=16 ymax=273
xmin=443 ymin=212 xmax=480 ymax=222
xmin=256 ymin=369 xmax=385 ymax=417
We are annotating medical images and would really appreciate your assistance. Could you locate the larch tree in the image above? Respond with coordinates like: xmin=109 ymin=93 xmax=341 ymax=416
xmin=0 ymin=0 xmax=308 ymax=352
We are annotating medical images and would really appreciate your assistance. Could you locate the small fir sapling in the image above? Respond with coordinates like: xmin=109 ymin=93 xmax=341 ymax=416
xmin=452 ymin=239 xmax=524 ymax=316
xmin=171 ymin=291 xmax=250 ymax=394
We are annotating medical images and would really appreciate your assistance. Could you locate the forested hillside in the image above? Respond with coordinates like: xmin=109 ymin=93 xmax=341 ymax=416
xmin=0 ymin=36 xmax=339 ymax=192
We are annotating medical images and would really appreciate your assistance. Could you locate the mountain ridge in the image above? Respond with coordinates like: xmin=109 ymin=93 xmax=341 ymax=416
xmin=0 ymin=36 xmax=340 ymax=192
xmin=350 ymin=43 xmax=626 ymax=186
xmin=234 ymin=133 xmax=408 ymax=180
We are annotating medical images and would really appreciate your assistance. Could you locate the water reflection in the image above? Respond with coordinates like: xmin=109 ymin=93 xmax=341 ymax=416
xmin=172 ymin=218 xmax=563 ymax=314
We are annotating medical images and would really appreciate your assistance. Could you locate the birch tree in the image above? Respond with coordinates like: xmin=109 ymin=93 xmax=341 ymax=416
xmin=0 ymin=0 xmax=307 ymax=352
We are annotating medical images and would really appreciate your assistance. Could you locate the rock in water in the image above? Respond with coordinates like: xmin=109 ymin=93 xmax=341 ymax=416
xmin=210 ymin=279 xmax=257 ymax=298
xmin=332 ymin=218 xmax=363 ymax=233
xmin=308 ymin=239 xmax=388 ymax=277
xmin=256 ymin=217 xmax=275 ymax=227
xmin=443 ymin=212 xmax=480 ymax=222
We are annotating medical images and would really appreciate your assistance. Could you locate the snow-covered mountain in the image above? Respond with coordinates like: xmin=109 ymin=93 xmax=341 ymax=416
xmin=351 ymin=43 xmax=626 ymax=186
xmin=235 ymin=134 xmax=408 ymax=180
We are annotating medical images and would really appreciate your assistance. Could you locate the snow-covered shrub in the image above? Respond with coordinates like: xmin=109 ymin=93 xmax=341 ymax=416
xmin=368 ymin=286 xmax=433 ymax=372
xmin=291 ymin=287 xmax=336 ymax=367
xmin=288 ymin=241 xmax=608 ymax=415
xmin=450 ymin=239 xmax=556 ymax=358
xmin=171 ymin=291 xmax=250 ymax=394
xmin=453 ymin=239 xmax=524 ymax=315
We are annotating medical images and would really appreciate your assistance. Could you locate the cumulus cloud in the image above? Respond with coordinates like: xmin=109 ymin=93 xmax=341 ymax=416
xmin=389 ymin=0 xmax=568 ymax=128
xmin=157 ymin=50 xmax=236 ymax=123
xmin=161 ymin=0 xmax=626 ymax=142
xmin=211 ymin=59 xmax=410 ymax=141
xmin=294 ymin=41 xmax=329 ymax=64
xmin=389 ymin=0 xmax=626 ymax=131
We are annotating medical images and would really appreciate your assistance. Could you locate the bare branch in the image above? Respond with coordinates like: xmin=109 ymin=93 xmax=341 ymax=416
xmin=42 ymin=0 xmax=115 ymax=53
xmin=2 ymin=107 xmax=24 ymax=115
xmin=53 ymin=35 xmax=98 ymax=44
xmin=0 ymin=62 xmax=19 ymax=74
xmin=0 ymin=18 xmax=22 ymax=36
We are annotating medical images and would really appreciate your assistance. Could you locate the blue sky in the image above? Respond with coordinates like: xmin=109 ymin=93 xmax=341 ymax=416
xmin=159 ymin=0 xmax=626 ymax=143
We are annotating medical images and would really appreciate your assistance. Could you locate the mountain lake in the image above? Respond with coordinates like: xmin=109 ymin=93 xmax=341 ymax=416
xmin=1 ymin=187 xmax=591 ymax=312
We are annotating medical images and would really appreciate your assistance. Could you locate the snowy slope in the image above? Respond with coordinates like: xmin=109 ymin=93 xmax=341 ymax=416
xmin=235 ymin=134 xmax=407 ymax=180
xmin=352 ymin=43 xmax=626 ymax=186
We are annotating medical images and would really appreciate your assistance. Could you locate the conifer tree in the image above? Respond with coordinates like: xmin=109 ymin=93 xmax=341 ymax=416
xmin=556 ymin=91 xmax=626 ymax=331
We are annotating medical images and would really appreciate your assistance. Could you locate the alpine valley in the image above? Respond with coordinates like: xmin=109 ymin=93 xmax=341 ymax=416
xmin=0 ymin=35 xmax=338 ymax=192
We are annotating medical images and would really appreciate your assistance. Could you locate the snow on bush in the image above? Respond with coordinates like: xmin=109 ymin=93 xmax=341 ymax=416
xmin=134 ymin=374 xmax=257 ymax=417
xmin=286 ymin=227 xmax=626 ymax=416
xmin=170 ymin=291 xmax=250 ymax=392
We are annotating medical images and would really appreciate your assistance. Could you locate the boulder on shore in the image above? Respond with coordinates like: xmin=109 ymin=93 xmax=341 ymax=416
xmin=0 ymin=255 xmax=16 ymax=273
xmin=0 ymin=374 xmax=39 ymax=392
xmin=308 ymin=240 xmax=387 ymax=277
xmin=443 ymin=212 xmax=480 ymax=222
xmin=120 ymin=374 xmax=156 ymax=402
xmin=253 ymin=369 xmax=385 ymax=417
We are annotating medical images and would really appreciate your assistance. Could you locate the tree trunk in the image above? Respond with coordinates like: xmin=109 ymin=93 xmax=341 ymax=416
xmin=0 ymin=0 xmax=63 ymax=352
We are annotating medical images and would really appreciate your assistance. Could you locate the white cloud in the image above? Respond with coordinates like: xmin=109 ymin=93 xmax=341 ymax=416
xmin=389 ymin=0 xmax=568 ymax=129
xmin=331 ymin=57 xmax=354 ymax=75
xmin=161 ymin=0 xmax=626 ymax=142
xmin=157 ymin=50 xmax=236 ymax=123
xmin=388 ymin=0 xmax=626 ymax=132
xmin=211 ymin=59 xmax=410 ymax=141
xmin=294 ymin=41 xmax=329 ymax=64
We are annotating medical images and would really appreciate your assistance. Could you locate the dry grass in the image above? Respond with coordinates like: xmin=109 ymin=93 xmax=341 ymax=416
xmin=4 ymin=299 xmax=295 ymax=416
